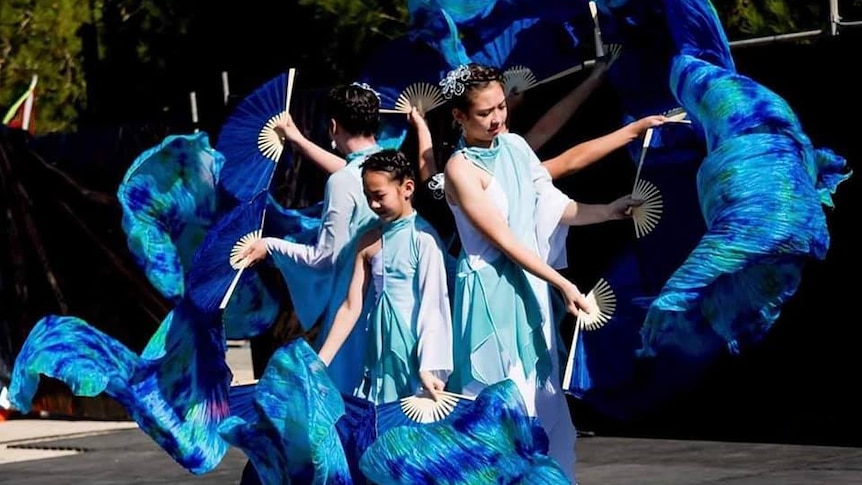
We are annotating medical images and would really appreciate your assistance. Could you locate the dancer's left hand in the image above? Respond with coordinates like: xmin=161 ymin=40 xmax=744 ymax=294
xmin=419 ymin=371 xmax=446 ymax=401
xmin=608 ymin=195 xmax=643 ymax=220
xmin=240 ymin=240 xmax=269 ymax=267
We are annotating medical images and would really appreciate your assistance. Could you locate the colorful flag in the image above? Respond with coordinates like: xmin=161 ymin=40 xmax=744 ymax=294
xmin=3 ymin=74 xmax=38 ymax=134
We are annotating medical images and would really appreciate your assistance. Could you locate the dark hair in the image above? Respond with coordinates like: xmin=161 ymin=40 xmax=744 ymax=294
xmin=361 ymin=149 xmax=415 ymax=182
xmin=446 ymin=63 xmax=505 ymax=112
xmin=326 ymin=84 xmax=380 ymax=137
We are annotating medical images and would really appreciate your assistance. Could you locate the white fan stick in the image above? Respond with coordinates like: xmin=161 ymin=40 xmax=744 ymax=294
xmin=562 ymin=316 xmax=581 ymax=389
xmin=219 ymin=266 xmax=245 ymax=310
xmin=633 ymin=127 xmax=654 ymax=192
xmin=630 ymin=128 xmax=664 ymax=238
xmin=663 ymin=107 xmax=692 ymax=124
xmin=399 ymin=391 xmax=474 ymax=424
xmin=589 ymin=1 xmax=605 ymax=58
xmin=285 ymin=68 xmax=296 ymax=113
xmin=219 ymin=212 xmax=267 ymax=311
xmin=222 ymin=71 xmax=230 ymax=106
xmin=563 ymin=278 xmax=617 ymax=387
xmin=190 ymin=91 xmax=199 ymax=133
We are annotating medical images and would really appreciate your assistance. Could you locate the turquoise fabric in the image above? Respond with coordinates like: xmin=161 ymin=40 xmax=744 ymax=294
xmin=218 ymin=340 xmax=351 ymax=484
xmin=270 ymin=145 xmax=381 ymax=394
xmin=10 ymin=302 xmax=232 ymax=475
xmin=360 ymin=212 xmax=448 ymax=404
xmin=449 ymin=133 xmax=552 ymax=392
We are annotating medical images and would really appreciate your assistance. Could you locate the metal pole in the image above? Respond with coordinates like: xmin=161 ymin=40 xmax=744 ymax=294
xmin=729 ymin=29 xmax=824 ymax=48
xmin=189 ymin=91 xmax=199 ymax=133
xmin=221 ymin=71 xmax=230 ymax=106
xmin=830 ymin=0 xmax=840 ymax=36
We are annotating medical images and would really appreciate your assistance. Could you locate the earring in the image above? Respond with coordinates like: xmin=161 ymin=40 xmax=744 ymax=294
xmin=330 ymin=139 xmax=337 ymax=150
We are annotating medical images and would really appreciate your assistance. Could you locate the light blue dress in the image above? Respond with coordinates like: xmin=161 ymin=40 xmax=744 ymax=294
xmin=264 ymin=144 xmax=381 ymax=394
xmin=355 ymin=211 xmax=453 ymax=405
xmin=446 ymin=133 xmax=576 ymax=482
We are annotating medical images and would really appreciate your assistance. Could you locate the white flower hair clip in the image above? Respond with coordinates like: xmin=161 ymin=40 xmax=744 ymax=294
xmin=351 ymin=82 xmax=381 ymax=101
xmin=428 ymin=172 xmax=445 ymax=200
xmin=439 ymin=65 xmax=472 ymax=99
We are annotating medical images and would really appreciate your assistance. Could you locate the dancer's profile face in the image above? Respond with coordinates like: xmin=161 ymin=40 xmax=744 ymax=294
xmin=363 ymin=170 xmax=414 ymax=222
xmin=455 ymin=82 xmax=507 ymax=147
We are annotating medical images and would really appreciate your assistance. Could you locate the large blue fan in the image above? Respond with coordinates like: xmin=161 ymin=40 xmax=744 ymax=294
xmin=338 ymin=390 xmax=474 ymax=483
xmin=185 ymin=191 xmax=279 ymax=338
xmin=358 ymin=379 xmax=568 ymax=484
xmin=230 ymin=381 xmax=474 ymax=484
xmin=216 ymin=69 xmax=296 ymax=203
xmin=472 ymin=17 xmax=591 ymax=97
xmin=409 ymin=0 xmax=585 ymax=48
xmin=263 ymin=195 xmax=323 ymax=245
xmin=359 ymin=36 xmax=451 ymax=114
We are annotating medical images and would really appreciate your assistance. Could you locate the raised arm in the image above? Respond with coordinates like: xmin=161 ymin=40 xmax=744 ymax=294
xmin=317 ymin=231 xmax=376 ymax=366
xmin=444 ymin=154 xmax=589 ymax=316
xmin=523 ymin=46 xmax=621 ymax=152
xmin=408 ymin=107 xmax=437 ymax=183
xmin=541 ymin=115 xmax=668 ymax=180
xmin=524 ymin=69 xmax=606 ymax=152
xmin=275 ymin=113 xmax=346 ymax=174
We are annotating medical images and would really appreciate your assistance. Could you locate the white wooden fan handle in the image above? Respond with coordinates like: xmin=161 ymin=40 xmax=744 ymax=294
xmin=562 ymin=319 xmax=581 ymax=389
xmin=633 ymin=127 xmax=654 ymax=192
xmin=285 ymin=68 xmax=296 ymax=113
xmin=440 ymin=391 xmax=474 ymax=401
xmin=219 ymin=266 xmax=245 ymax=310
xmin=259 ymin=207 xmax=268 ymax=231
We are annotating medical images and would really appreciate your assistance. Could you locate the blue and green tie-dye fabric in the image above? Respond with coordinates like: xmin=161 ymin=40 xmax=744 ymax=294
xmin=358 ymin=379 xmax=568 ymax=484
xmin=636 ymin=48 xmax=851 ymax=357
xmin=117 ymin=132 xmax=224 ymax=303
xmin=218 ymin=339 xmax=351 ymax=485
xmin=9 ymin=301 xmax=232 ymax=475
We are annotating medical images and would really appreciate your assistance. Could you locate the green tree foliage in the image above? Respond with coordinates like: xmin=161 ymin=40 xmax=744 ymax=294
xmin=1 ymin=0 xmax=858 ymax=133
xmin=294 ymin=0 xmax=408 ymax=81
xmin=0 ymin=0 xmax=95 ymax=133
xmin=1 ymin=0 xmax=410 ymax=133
xmin=712 ymin=0 xmax=823 ymax=38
